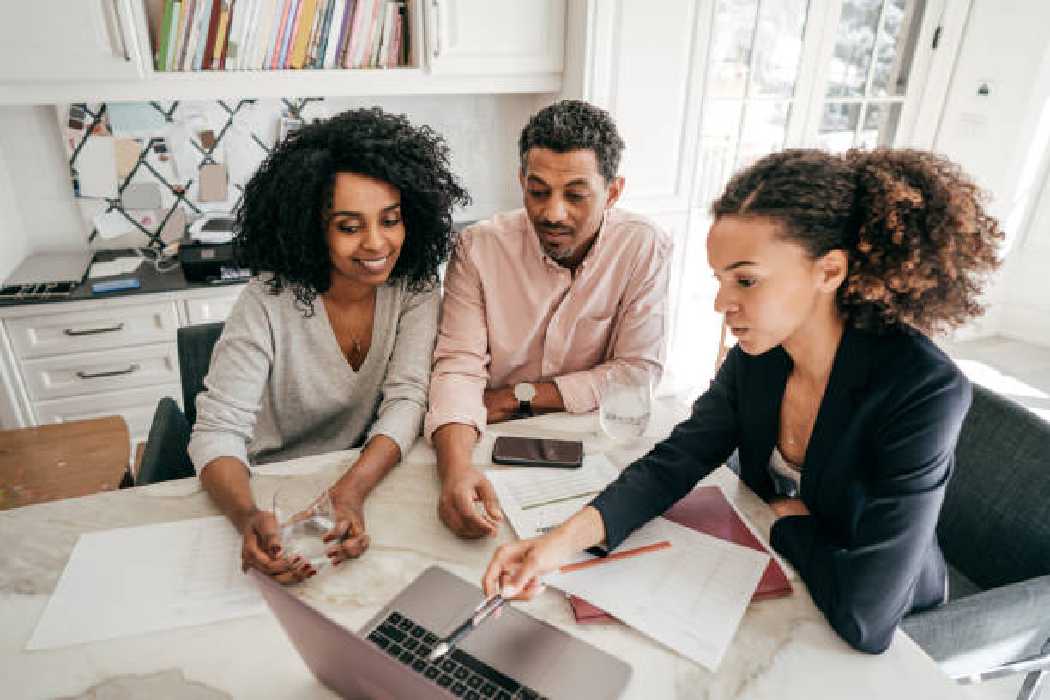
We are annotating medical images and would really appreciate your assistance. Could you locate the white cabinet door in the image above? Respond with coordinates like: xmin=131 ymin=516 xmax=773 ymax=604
xmin=33 ymin=383 xmax=182 ymax=445
xmin=21 ymin=343 xmax=180 ymax=401
xmin=184 ymin=287 xmax=244 ymax=325
xmin=0 ymin=0 xmax=144 ymax=84
xmin=428 ymin=0 xmax=565 ymax=75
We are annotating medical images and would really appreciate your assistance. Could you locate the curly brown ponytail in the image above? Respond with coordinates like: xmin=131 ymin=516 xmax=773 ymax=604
xmin=710 ymin=148 xmax=1003 ymax=334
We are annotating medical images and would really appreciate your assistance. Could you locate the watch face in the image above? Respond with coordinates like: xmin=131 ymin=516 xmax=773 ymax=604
xmin=514 ymin=383 xmax=536 ymax=402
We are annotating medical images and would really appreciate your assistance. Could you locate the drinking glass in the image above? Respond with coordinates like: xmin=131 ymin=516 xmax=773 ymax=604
xmin=599 ymin=369 xmax=653 ymax=444
xmin=272 ymin=487 xmax=336 ymax=571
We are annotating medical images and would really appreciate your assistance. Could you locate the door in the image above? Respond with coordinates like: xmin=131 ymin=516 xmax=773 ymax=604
xmin=0 ymin=0 xmax=144 ymax=84
xmin=427 ymin=0 xmax=565 ymax=75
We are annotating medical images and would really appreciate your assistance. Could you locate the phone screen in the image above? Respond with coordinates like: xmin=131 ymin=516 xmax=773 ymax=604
xmin=491 ymin=436 xmax=583 ymax=468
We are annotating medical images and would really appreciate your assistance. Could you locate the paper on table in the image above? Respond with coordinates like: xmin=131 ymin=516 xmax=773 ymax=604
xmin=26 ymin=516 xmax=264 ymax=650
xmin=545 ymin=516 xmax=769 ymax=671
xmin=88 ymin=256 xmax=143 ymax=278
xmin=488 ymin=454 xmax=620 ymax=539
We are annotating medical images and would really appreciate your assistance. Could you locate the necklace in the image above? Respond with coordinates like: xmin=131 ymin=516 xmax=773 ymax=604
xmin=323 ymin=289 xmax=375 ymax=365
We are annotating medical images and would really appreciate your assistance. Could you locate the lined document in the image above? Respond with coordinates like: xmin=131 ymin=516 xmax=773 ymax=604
xmin=545 ymin=517 xmax=769 ymax=671
xmin=488 ymin=454 xmax=620 ymax=539
xmin=27 ymin=516 xmax=264 ymax=650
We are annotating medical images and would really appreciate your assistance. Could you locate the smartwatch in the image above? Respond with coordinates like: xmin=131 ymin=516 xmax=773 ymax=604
xmin=513 ymin=382 xmax=537 ymax=418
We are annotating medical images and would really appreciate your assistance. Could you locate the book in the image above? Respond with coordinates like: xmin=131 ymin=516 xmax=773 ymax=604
xmin=156 ymin=0 xmax=176 ymax=70
xmin=217 ymin=0 xmax=235 ymax=69
xmin=334 ymin=0 xmax=356 ymax=68
xmin=289 ymin=0 xmax=318 ymax=68
xmin=202 ymin=0 xmax=222 ymax=69
xmin=311 ymin=0 xmax=335 ymax=68
xmin=165 ymin=0 xmax=184 ymax=70
xmin=303 ymin=0 xmax=326 ymax=68
xmin=226 ymin=0 xmax=251 ymax=68
xmin=568 ymin=486 xmax=793 ymax=624
xmin=322 ymin=0 xmax=346 ymax=68
xmin=175 ymin=0 xmax=197 ymax=70
xmin=269 ymin=0 xmax=293 ymax=68
xmin=277 ymin=0 xmax=301 ymax=68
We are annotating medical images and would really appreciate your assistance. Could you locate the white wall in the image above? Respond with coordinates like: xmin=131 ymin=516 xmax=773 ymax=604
xmin=933 ymin=0 xmax=1050 ymax=345
xmin=0 ymin=93 xmax=552 ymax=268
xmin=0 ymin=136 xmax=29 ymax=281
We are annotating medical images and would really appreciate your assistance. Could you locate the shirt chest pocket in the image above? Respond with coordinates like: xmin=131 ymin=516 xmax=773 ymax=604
xmin=566 ymin=314 xmax=616 ymax=369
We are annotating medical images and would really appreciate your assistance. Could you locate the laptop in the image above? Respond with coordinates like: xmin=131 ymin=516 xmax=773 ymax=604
xmin=251 ymin=565 xmax=632 ymax=699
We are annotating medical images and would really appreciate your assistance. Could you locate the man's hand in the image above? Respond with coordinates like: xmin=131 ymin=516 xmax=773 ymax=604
xmin=770 ymin=498 xmax=810 ymax=519
xmin=324 ymin=489 xmax=370 ymax=565
xmin=438 ymin=464 xmax=504 ymax=538
xmin=239 ymin=508 xmax=314 ymax=584
xmin=483 ymin=387 xmax=518 ymax=424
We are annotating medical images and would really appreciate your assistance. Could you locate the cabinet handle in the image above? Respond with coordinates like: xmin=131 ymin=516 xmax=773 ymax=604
xmin=432 ymin=0 xmax=442 ymax=59
xmin=76 ymin=363 xmax=140 ymax=380
xmin=63 ymin=322 xmax=125 ymax=336
xmin=110 ymin=0 xmax=131 ymax=62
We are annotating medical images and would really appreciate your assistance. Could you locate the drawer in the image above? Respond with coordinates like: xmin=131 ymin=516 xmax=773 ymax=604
xmin=33 ymin=383 xmax=183 ymax=444
xmin=21 ymin=343 xmax=180 ymax=401
xmin=184 ymin=289 xmax=243 ymax=325
xmin=5 ymin=300 xmax=179 ymax=359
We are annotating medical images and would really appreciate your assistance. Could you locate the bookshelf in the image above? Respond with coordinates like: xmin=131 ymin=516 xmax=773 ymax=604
xmin=0 ymin=0 xmax=564 ymax=105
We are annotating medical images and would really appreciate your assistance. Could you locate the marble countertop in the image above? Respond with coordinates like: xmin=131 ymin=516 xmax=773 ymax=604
xmin=0 ymin=407 xmax=974 ymax=699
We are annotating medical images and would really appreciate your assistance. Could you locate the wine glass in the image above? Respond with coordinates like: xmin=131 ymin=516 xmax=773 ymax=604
xmin=599 ymin=369 xmax=653 ymax=444
xmin=272 ymin=487 xmax=336 ymax=571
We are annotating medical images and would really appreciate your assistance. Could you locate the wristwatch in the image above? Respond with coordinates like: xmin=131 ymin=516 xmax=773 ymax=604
xmin=513 ymin=382 xmax=537 ymax=418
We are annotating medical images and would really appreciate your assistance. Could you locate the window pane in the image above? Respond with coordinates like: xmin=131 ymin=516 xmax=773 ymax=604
xmin=736 ymin=101 xmax=790 ymax=169
xmin=752 ymin=0 xmax=810 ymax=98
xmin=857 ymin=101 xmax=903 ymax=148
xmin=825 ymin=0 xmax=883 ymax=97
xmin=870 ymin=0 xmax=926 ymax=96
xmin=818 ymin=102 xmax=861 ymax=150
xmin=707 ymin=0 xmax=759 ymax=99
xmin=698 ymin=100 xmax=744 ymax=204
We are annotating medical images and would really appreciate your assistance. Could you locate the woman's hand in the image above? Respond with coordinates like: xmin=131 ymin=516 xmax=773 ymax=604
xmin=324 ymin=489 xmax=371 ymax=565
xmin=240 ymin=508 xmax=315 ymax=584
xmin=482 ymin=531 xmax=577 ymax=600
xmin=770 ymin=498 xmax=810 ymax=519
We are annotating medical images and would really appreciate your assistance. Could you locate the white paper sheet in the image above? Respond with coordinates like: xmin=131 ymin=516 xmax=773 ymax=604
xmin=76 ymin=136 xmax=119 ymax=199
xmin=88 ymin=256 xmax=143 ymax=278
xmin=488 ymin=454 xmax=620 ymax=538
xmin=27 ymin=516 xmax=264 ymax=650
xmin=545 ymin=517 xmax=769 ymax=671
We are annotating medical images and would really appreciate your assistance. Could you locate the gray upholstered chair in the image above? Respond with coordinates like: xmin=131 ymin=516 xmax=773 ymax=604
xmin=137 ymin=322 xmax=224 ymax=485
xmin=902 ymin=384 xmax=1050 ymax=700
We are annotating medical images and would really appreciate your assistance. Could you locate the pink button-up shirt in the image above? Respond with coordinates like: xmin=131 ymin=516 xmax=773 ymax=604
xmin=424 ymin=207 xmax=671 ymax=440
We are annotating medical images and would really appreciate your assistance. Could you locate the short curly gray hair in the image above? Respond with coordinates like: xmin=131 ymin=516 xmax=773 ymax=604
xmin=518 ymin=100 xmax=625 ymax=183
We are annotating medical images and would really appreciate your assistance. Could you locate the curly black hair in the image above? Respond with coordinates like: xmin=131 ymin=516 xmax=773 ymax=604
xmin=234 ymin=107 xmax=470 ymax=314
xmin=518 ymin=100 xmax=625 ymax=182
xmin=711 ymin=148 xmax=1003 ymax=334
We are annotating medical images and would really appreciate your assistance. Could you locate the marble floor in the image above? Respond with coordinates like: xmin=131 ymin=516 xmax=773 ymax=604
xmin=935 ymin=335 xmax=1050 ymax=700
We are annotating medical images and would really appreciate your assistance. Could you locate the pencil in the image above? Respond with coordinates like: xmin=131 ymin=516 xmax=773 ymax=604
xmin=558 ymin=540 xmax=672 ymax=574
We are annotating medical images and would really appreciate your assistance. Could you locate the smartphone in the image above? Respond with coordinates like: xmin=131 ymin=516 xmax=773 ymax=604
xmin=491 ymin=436 xmax=584 ymax=469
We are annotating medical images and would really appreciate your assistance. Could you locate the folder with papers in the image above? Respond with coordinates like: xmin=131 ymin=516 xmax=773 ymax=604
xmin=569 ymin=485 xmax=791 ymax=623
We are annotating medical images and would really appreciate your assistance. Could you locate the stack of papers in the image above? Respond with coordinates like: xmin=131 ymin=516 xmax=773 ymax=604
xmin=545 ymin=517 xmax=769 ymax=671
xmin=488 ymin=454 xmax=620 ymax=539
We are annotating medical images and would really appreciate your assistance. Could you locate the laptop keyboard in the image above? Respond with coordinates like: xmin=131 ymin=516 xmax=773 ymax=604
xmin=367 ymin=611 xmax=549 ymax=700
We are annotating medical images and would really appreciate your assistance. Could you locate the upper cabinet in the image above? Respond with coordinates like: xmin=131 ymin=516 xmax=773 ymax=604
xmin=0 ymin=0 xmax=565 ymax=105
xmin=428 ymin=0 xmax=564 ymax=76
xmin=0 ymin=0 xmax=146 ymax=84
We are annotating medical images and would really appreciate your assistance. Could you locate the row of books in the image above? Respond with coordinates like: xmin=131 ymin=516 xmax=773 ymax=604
xmin=151 ymin=0 xmax=410 ymax=72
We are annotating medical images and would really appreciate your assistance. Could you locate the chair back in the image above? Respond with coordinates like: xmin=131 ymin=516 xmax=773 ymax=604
xmin=937 ymin=384 xmax=1050 ymax=590
xmin=177 ymin=322 xmax=224 ymax=428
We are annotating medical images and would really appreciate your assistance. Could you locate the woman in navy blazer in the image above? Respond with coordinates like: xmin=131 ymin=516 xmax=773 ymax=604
xmin=482 ymin=149 xmax=1004 ymax=654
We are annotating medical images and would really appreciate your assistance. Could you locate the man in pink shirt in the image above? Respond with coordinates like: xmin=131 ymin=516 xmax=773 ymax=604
xmin=426 ymin=100 xmax=672 ymax=538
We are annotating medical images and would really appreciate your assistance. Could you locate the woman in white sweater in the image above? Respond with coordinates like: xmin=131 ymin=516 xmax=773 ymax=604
xmin=189 ymin=107 xmax=469 ymax=583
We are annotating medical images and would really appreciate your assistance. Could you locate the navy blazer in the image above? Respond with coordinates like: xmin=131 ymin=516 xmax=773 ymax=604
xmin=590 ymin=324 xmax=971 ymax=653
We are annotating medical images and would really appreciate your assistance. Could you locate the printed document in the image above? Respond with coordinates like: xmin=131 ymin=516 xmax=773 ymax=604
xmin=545 ymin=516 xmax=769 ymax=671
xmin=27 ymin=516 xmax=264 ymax=650
xmin=488 ymin=454 xmax=620 ymax=539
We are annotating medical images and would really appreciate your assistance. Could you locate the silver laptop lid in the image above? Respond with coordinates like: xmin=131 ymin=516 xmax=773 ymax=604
xmin=4 ymin=251 xmax=93 ymax=285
